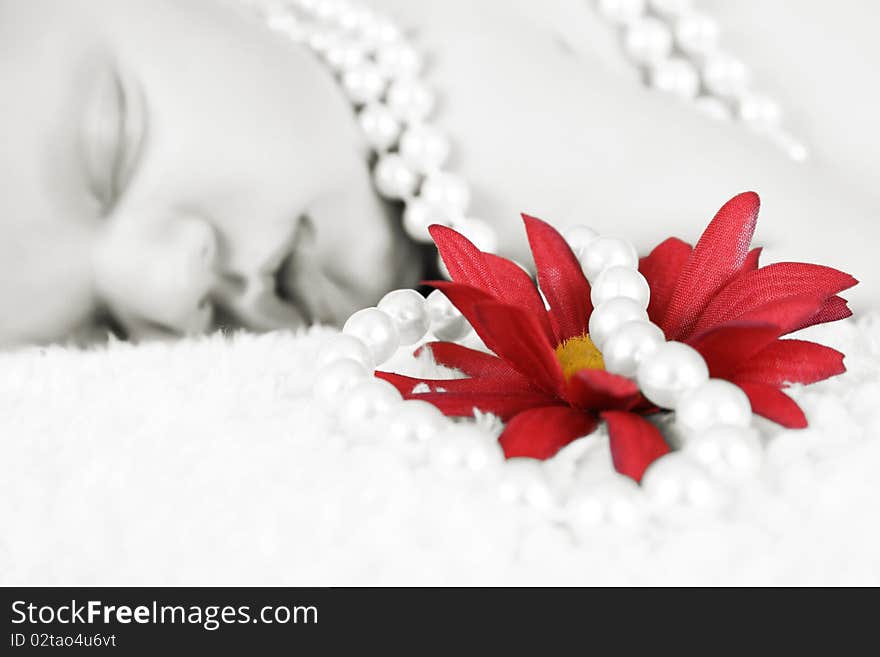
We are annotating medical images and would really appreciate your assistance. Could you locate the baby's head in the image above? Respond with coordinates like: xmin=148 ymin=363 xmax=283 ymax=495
xmin=0 ymin=0 xmax=418 ymax=345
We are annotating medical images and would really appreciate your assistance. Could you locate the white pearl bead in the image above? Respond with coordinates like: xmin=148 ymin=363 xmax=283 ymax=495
xmin=266 ymin=13 xmax=306 ymax=40
xmin=623 ymin=17 xmax=674 ymax=66
xmin=497 ymin=458 xmax=556 ymax=512
xmin=339 ymin=378 xmax=403 ymax=434
xmin=427 ymin=426 xmax=466 ymax=468
xmin=431 ymin=425 xmax=503 ymax=472
xmin=767 ymin=129 xmax=809 ymax=163
xmin=463 ymin=435 xmax=505 ymax=473
xmin=674 ymin=12 xmax=720 ymax=56
xmin=373 ymin=154 xmax=419 ymax=199
xmin=402 ymin=199 xmax=455 ymax=243
xmin=335 ymin=5 xmax=366 ymax=33
xmin=684 ymin=425 xmax=762 ymax=482
xmin=398 ymin=124 xmax=451 ymax=173
xmin=359 ymin=17 xmax=400 ymax=46
xmin=788 ymin=141 xmax=809 ymax=163
xmin=579 ymin=236 xmax=639 ymax=283
xmin=358 ymin=103 xmax=401 ymax=150
xmin=313 ymin=358 xmax=370 ymax=406
xmin=641 ymin=453 xmax=722 ymax=510
xmin=675 ymin=378 xmax=752 ymax=435
xmin=324 ymin=42 xmax=365 ymax=72
xmin=596 ymin=0 xmax=646 ymax=26
xmin=736 ymin=93 xmax=782 ymax=130
xmin=313 ymin=0 xmax=343 ymax=22
xmin=376 ymin=42 xmax=421 ymax=78
xmin=336 ymin=4 xmax=360 ymax=23
xmin=377 ymin=289 xmax=430 ymax=345
xmin=352 ymin=15 xmax=378 ymax=39
xmin=343 ymin=307 xmax=400 ymax=365
xmin=425 ymin=289 xmax=471 ymax=341
xmin=566 ymin=474 xmax=645 ymax=536
xmin=387 ymin=399 xmax=447 ymax=443
xmin=451 ymin=217 xmax=498 ymax=252
xmin=649 ymin=57 xmax=700 ymax=100
xmin=563 ymin=225 xmax=599 ymax=259
xmin=637 ymin=341 xmax=709 ymax=409
xmin=419 ymin=172 xmax=471 ymax=215
xmin=317 ymin=333 xmax=374 ymax=370
xmin=694 ymin=96 xmax=732 ymax=121
xmin=648 ymin=0 xmax=691 ymax=18
xmin=306 ymin=30 xmax=340 ymax=55
xmin=341 ymin=63 xmax=386 ymax=104
xmin=588 ymin=297 xmax=649 ymax=350
xmin=590 ymin=265 xmax=651 ymax=309
xmin=701 ymin=54 xmax=750 ymax=99
xmin=600 ymin=319 xmax=665 ymax=377
xmin=386 ymin=79 xmax=435 ymax=123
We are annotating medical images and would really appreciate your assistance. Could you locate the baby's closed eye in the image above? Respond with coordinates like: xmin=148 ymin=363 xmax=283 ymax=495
xmin=79 ymin=58 xmax=148 ymax=215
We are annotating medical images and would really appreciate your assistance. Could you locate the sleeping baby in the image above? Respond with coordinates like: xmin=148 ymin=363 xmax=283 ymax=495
xmin=1 ymin=0 xmax=875 ymax=346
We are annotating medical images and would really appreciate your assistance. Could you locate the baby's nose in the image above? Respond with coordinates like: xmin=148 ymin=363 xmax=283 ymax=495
xmin=93 ymin=213 xmax=220 ymax=336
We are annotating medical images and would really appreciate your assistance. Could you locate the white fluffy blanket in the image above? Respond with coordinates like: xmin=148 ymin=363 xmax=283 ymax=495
xmin=2 ymin=314 xmax=879 ymax=586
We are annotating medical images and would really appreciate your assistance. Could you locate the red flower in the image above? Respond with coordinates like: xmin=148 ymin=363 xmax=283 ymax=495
xmin=640 ymin=192 xmax=856 ymax=429
xmin=376 ymin=192 xmax=857 ymax=481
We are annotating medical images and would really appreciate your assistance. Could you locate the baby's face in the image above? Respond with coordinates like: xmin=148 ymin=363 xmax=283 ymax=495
xmin=0 ymin=0 xmax=414 ymax=345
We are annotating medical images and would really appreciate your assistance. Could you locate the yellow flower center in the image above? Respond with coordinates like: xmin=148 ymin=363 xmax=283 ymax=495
xmin=554 ymin=334 xmax=605 ymax=380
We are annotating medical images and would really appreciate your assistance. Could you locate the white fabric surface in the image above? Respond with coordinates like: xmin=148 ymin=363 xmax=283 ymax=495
xmin=1 ymin=314 xmax=879 ymax=586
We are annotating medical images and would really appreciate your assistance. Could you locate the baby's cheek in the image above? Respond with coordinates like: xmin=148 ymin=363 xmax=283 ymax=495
xmin=0 ymin=272 xmax=95 ymax=345
xmin=0 ymin=216 xmax=97 ymax=345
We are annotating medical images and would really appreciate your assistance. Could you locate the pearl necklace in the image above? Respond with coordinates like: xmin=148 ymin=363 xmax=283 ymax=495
xmin=250 ymin=0 xmax=763 ymax=525
xmin=253 ymin=0 xmax=499 ymax=267
xmin=594 ymin=0 xmax=808 ymax=161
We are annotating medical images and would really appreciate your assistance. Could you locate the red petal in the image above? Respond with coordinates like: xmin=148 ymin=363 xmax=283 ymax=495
xmin=426 ymin=280 xmax=555 ymax=365
xmin=733 ymin=339 xmax=846 ymax=386
xmin=730 ymin=294 xmax=831 ymax=334
xmin=417 ymin=341 xmax=530 ymax=382
xmin=521 ymin=214 xmax=593 ymax=342
xmin=410 ymin=392 xmax=560 ymax=420
xmin=376 ymin=370 xmax=532 ymax=396
xmin=375 ymin=370 xmax=467 ymax=395
xmin=429 ymin=224 xmax=497 ymax=292
xmin=428 ymin=225 xmax=554 ymax=343
xmin=694 ymin=262 xmax=858 ymax=334
xmin=499 ymin=406 xmax=598 ymax=459
xmin=424 ymin=281 xmax=501 ymax=351
xmin=375 ymin=371 xmax=556 ymax=420
xmin=688 ymin=322 xmax=782 ymax=378
xmin=791 ymin=295 xmax=853 ymax=332
xmin=472 ymin=301 xmax=567 ymax=396
xmin=601 ymin=411 xmax=671 ymax=482
xmin=483 ymin=252 xmax=554 ymax=341
xmin=639 ymin=237 xmax=693 ymax=328
xmin=662 ymin=192 xmax=760 ymax=340
xmin=735 ymin=381 xmax=808 ymax=428
xmin=565 ymin=369 xmax=642 ymax=411
xmin=741 ymin=247 xmax=762 ymax=273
